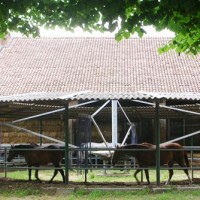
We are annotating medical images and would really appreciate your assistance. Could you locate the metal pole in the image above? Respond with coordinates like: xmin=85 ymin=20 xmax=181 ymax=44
xmin=112 ymin=100 xmax=118 ymax=147
xmin=191 ymin=136 xmax=194 ymax=180
xmin=117 ymin=101 xmax=132 ymax=124
xmin=121 ymin=125 xmax=133 ymax=145
xmin=133 ymin=99 xmax=200 ymax=116
xmin=183 ymin=119 xmax=186 ymax=145
xmin=12 ymin=108 xmax=65 ymax=124
xmin=0 ymin=122 xmax=66 ymax=145
xmin=91 ymin=117 xmax=109 ymax=146
xmin=91 ymin=100 xmax=110 ymax=117
xmin=11 ymin=100 xmax=98 ymax=124
xmin=155 ymin=100 xmax=160 ymax=185
xmin=162 ymin=130 xmax=200 ymax=145
xmin=64 ymin=102 xmax=69 ymax=184
xmin=4 ymin=148 xmax=7 ymax=178
xmin=39 ymin=119 xmax=43 ymax=146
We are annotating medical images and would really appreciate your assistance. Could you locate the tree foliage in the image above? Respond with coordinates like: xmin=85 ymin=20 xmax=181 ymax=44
xmin=0 ymin=0 xmax=200 ymax=54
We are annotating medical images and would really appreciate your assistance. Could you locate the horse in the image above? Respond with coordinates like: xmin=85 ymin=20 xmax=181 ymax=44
xmin=7 ymin=144 xmax=65 ymax=183
xmin=112 ymin=142 xmax=191 ymax=185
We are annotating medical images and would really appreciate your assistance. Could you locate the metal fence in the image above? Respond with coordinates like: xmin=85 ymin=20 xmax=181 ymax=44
xmin=1 ymin=145 xmax=200 ymax=183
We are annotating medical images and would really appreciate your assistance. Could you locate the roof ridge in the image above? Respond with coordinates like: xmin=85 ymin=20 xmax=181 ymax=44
xmin=11 ymin=36 xmax=173 ymax=40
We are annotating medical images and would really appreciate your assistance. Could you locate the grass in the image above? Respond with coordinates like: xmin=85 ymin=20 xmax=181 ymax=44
xmin=0 ymin=188 xmax=42 ymax=197
xmin=1 ymin=167 xmax=198 ymax=183
xmin=1 ymin=169 xmax=200 ymax=199
xmin=1 ymin=188 xmax=200 ymax=200
xmin=69 ymin=190 xmax=200 ymax=200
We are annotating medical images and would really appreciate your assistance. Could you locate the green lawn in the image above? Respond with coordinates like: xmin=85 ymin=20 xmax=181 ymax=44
xmin=0 ymin=169 xmax=200 ymax=200
xmin=1 ymin=186 xmax=200 ymax=200
xmin=0 ymin=167 xmax=198 ymax=183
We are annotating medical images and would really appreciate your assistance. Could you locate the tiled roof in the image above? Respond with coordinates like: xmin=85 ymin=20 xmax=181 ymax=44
xmin=1 ymin=91 xmax=200 ymax=103
xmin=0 ymin=37 xmax=200 ymax=100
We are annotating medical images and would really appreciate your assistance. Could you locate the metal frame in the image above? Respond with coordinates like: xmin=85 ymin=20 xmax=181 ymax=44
xmin=1 ymin=96 xmax=200 ymax=185
xmin=90 ymin=100 xmax=137 ymax=149
xmin=132 ymin=99 xmax=200 ymax=185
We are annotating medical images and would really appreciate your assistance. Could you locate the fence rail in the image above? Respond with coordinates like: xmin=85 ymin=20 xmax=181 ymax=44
xmin=1 ymin=145 xmax=200 ymax=183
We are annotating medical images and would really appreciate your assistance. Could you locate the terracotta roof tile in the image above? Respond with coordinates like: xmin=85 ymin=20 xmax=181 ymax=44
xmin=0 ymin=37 xmax=199 ymax=96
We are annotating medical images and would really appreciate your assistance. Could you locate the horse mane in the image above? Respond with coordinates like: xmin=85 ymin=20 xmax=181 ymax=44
xmin=43 ymin=145 xmax=61 ymax=149
xmin=12 ymin=144 xmax=38 ymax=149
xmin=29 ymin=142 xmax=39 ymax=147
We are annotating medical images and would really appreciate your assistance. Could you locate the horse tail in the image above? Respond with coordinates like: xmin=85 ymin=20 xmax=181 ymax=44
xmin=184 ymin=151 xmax=190 ymax=167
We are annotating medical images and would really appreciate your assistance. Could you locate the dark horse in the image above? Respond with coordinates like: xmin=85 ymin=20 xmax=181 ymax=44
xmin=112 ymin=142 xmax=191 ymax=185
xmin=7 ymin=144 xmax=65 ymax=183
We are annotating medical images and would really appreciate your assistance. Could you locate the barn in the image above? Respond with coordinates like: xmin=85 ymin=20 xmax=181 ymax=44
xmin=0 ymin=36 xmax=200 ymax=184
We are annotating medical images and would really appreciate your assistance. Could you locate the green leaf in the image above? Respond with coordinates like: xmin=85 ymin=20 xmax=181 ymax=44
xmin=0 ymin=0 xmax=199 ymax=54
xmin=115 ymin=33 xmax=123 ymax=42
xmin=122 ymin=31 xmax=130 ymax=39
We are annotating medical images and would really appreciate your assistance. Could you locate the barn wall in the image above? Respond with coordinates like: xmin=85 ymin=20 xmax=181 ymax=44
xmin=2 ymin=116 xmax=197 ymax=145
xmin=168 ymin=117 xmax=200 ymax=146
xmin=0 ymin=118 xmax=65 ymax=144
xmin=0 ymin=117 xmax=156 ymax=145
xmin=139 ymin=119 xmax=154 ymax=143
xmin=0 ymin=117 xmax=117 ymax=145
xmin=160 ymin=119 xmax=167 ymax=142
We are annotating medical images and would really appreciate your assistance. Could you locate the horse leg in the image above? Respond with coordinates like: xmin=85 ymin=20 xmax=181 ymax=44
xmin=144 ymin=169 xmax=150 ymax=185
xmin=166 ymin=160 xmax=174 ymax=185
xmin=49 ymin=167 xmax=65 ymax=183
xmin=185 ymin=170 xmax=192 ymax=184
xmin=58 ymin=168 xmax=65 ymax=183
xmin=176 ymin=158 xmax=192 ymax=184
xmin=49 ymin=169 xmax=58 ymax=183
xmin=134 ymin=169 xmax=142 ymax=184
xmin=35 ymin=169 xmax=42 ymax=183
xmin=28 ymin=168 xmax=32 ymax=181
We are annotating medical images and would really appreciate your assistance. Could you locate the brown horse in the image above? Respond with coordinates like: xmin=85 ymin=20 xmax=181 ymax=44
xmin=7 ymin=144 xmax=65 ymax=183
xmin=112 ymin=142 xmax=191 ymax=185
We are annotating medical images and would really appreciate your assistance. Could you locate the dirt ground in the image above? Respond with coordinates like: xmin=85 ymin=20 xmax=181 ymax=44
xmin=1 ymin=177 xmax=200 ymax=193
xmin=1 ymin=179 xmax=200 ymax=200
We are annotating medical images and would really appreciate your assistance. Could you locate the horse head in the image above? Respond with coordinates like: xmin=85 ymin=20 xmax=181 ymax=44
xmin=7 ymin=145 xmax=17 ymax=162
xmin=7 ymin=144 xmax=29 ymax=162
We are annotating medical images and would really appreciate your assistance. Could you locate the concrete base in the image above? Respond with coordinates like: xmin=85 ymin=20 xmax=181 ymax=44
xmin=41 ymin=185 xmax=200 ymax=196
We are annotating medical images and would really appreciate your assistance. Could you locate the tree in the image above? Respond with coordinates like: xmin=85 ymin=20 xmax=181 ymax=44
xmin=0 ymin=0 xmax=199 ymax=54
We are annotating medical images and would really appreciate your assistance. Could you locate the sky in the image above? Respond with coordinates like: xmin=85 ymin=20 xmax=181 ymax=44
xmin=11 ymin=25 xmax=175 ymax=38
